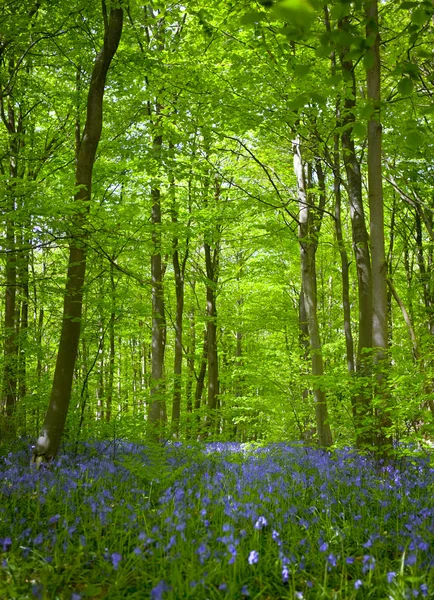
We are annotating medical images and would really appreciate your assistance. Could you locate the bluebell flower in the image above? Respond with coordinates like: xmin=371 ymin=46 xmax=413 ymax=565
xmin=248 ymin=550 xmax=259 ymax=565
xmin=241 ymin=585 xmax=250 ymax=596
xmin=406 ymin=554 xmax=417 ymax=566
xmin=354 ymin=579 xmax=363 ymax=590
xmin=1 ymin=537 xmax=12 ymax=552
xmin=282 ymin=565 xmax=289 ymax=583
xmin=327 ymin=553 xmax=337 ymax=567
xmin=49 ymin=514 xmax=60 ymax=525
xmin=111 ymin=552 xmax=122 ymax=570
xmin=151 ymin=580 xmax=170 ymax=600
xmin=254 ymin=516 xmax=267 ymax=530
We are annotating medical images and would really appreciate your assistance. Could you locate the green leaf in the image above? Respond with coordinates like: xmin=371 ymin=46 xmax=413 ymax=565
xmin=272 ymin=0 xmax=315 ymax=34
xmin=411 ymin=8 xmax=429 ymax=25
xmin=404 ymin=129 xmax=423 ymax=148
xmin=333 ymin=30 xmax=356 ymax=47
xmin=399 ymin=1 xmax=418 ymax=8
xmin=330 ymin=3 xmax=351 ymax=19
xmin=398 ymin=77 xmax=414 ymax=96
xmin=239 ymin=12 xmax=265 ymax=25
xmin=315 ymin=44 xmax=330 ymax=58
xmin=326 ymin=74 xmax=343 ymax=87
xmin=352 ymin=121 xmax=365 ymax=138
xmin=293 ymin=63 xmax=311 ymax=78
xmin=343 ymin=49 xmax=363 ymax=62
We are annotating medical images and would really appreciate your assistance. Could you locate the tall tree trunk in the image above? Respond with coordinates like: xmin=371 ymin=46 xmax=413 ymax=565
xmin=106 ymin=262 xmax=115 ymax=423
xmin=195 ymin=327 xmax=208 ymax=411
xmin=185 ymin=298 xmax=196 ymax=439
xmin=148 ymin=127 xmax=167 ymax=434
xmin=324 ymin=6 xmax=355 ymax=377
xmin=365 ymin=0 xmax=392 ymax=451
xmin=17 ymin=218 xmax=29 ymax=403
xmin=33 ymin=5 xmax=123 ymax=463
xmin=2 ymin=98 xmax=19 ymax=435
xmin=339 ymin=20 xmax=373 ymax=448
xmin=294 ymin=139 xmax=332 ymax=448
xmin=170 ymin=169 xmax=188 ymax=435
xmin=205 ymin=242 xmax=219 ymax=414
xmin=171 ymin=231 xmax=183 ymax=434
xmin=204 ymin=178 xmax=220 ymax=427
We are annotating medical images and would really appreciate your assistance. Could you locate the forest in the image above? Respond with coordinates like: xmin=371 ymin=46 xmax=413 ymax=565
xmin=1 ymin=0 xmax=434 ymax=598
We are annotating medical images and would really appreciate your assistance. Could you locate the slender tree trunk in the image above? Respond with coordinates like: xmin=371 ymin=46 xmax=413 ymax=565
xmin=298 ymin=284 xmax=312 ymax=439
xmin=33 ymin=6 xmax=123 ymax=462
xmin=324 ymin=7 xmax=355 ymax=377
xmin=185 ymin=299 xmax=195 ymax=438
xmin=233 ymin=251 xmax=244 ymax=438
xmin=106 ymin=263 xmax=115 ymax=423
xmin=170 ymin=166 xmax=188 ymax=434
xmin=205 ymin=242 xmax=219 ymax=414
xmin=387 ymin=195 xmax=396 ymax=346
xmin=195 ymin=327 xmax=208 ymax=411
xmin=203 ymin=178 xmax=220 ymax=428
xmin=17 ymin=218 xmax=29 ymax=403
xmin=171 ymin=239 xmax=183 ymax=433
xmin=294 ymin=139 xmax=332 ymax=448
xmin=365 ymin=0 xmax=392 ymax=451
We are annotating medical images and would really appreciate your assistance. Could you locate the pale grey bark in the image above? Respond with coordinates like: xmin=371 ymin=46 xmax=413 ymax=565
xmin=365 ymin=0 xmax=392 ymax=449
xmin=294 ymin=138 xmax=332 ymax=448
xmin=338 ymin=18 xmax=373 ymax=447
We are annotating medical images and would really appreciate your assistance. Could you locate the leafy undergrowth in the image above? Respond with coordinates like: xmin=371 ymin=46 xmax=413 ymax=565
xmin=0 ymin=441 xmax=433 ymax=599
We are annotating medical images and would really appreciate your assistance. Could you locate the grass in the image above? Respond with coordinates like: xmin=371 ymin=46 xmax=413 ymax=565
xmin=0 ymin=440 xmax=433 ymax=599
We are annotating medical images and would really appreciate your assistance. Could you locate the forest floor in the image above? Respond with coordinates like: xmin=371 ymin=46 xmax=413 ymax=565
xmin=0 ymin=440 xmax=433 ymax=599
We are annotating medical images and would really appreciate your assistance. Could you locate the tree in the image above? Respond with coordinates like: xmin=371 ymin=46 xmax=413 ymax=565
xmin=294 ymin=138 xmax=333 ymax=448
xmin=33 ymin=3 xmax=123 ymax=463
xmin=365 ymin=0 xmax=392 ymax=450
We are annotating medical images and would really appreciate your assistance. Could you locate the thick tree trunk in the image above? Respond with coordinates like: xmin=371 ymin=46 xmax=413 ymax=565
xmin=365 ymin=0 xmax=392 ymax=451
xmin=148 ymin=130 xmax=167 ymax=433
xmin=294 ymin=139 xmax=332 ymax=448
xmin=33 ymin=6 xmax=123 ymax=463
xmin=339 ymin=22 xmax=373 ymax=448
xmin=2 ymin=102 xmax=19 ymax=434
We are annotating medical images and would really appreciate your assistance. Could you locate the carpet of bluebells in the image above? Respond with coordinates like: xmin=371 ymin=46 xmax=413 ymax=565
xmin=1 ymin=441 xmax=434 ymax=599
